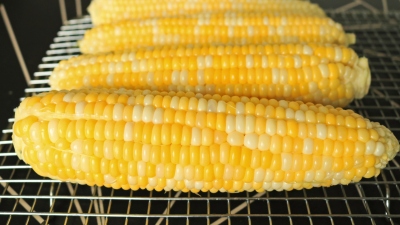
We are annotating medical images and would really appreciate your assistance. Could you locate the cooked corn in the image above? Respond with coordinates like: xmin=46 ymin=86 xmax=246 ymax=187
xmin=80 ymin=13 xmax=353 ymax=54
xmin=12 ymin=88 xmax=398 ymax=193
xmin=88 ymin=0 xmax=326 ymax=26
xmin=51 ymin=43 xmax=370 ymax=107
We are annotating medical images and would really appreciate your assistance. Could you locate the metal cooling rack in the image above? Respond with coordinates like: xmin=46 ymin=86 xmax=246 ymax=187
xmin=1 ymin=10 xmax=400 ymax=225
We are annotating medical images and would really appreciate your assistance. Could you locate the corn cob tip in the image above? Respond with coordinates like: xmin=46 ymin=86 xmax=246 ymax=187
xmin=346 ymin=33 xmax=356 ymax=45
xmin=351 ymin=57 xmax=371 ymax=99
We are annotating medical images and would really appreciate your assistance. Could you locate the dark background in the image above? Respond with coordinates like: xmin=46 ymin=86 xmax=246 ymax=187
xmin=0 ymin=0 xmax=399 ymax=131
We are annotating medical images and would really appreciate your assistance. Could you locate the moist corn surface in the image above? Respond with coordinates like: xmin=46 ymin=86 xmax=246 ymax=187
xmin=80 ymin=13 xmax=352 ymax=54
xmin=51 ymin=43 xmax=371 ymax=107
xmin=12 ymin=88 xmax=399 ymax=193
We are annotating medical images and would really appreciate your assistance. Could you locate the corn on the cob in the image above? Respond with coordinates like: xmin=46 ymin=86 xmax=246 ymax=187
xmin=51 ymin=43 xmax=370 ymax=107
xmin=88 ymin=0 xmax=326 ymax=26
xmin=12 ymin=88 xmax=399 ymax=193
xmin=80 ymin=13 xmax=353 ymax=54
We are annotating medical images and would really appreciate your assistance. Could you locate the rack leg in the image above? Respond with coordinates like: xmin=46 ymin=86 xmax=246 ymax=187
xmin=59 ymin=0 xmax=68 ymax=25
xmin=0 ymin=4 xmax=31 ymax=86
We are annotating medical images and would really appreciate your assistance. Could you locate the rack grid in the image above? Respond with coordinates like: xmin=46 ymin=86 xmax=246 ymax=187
xmin=1 ymin=10 xmax=400 ymax=225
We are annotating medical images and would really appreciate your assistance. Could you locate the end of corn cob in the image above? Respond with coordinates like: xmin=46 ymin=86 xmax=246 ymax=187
xmin=351 ymin=57 xmax=371 ymax=99
xmin=346 ymin=33 xmax=356 ymax=45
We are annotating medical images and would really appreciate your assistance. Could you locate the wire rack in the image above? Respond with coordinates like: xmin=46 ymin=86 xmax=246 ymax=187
xmin=1 ymin=10 xmax=400 ymax=225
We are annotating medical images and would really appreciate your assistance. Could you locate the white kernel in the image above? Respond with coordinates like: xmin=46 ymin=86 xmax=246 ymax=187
xmin=316 ymin=124 xmax=327 ymax=139
xmin=217 ymin=101 xmax=226 ymax=113
xmin=180 ymin=70 xmax=189 ymax=85
xmin=165 ymin=179 xmax=176 ymax=191
xmin=148 ymin=177 xmax=157 ymax=187
xmin=247 ymin=26 xmax=254 ymax=36
xmin=70 ymin=154 xmax=80 ymax=170
xmin=194 ymin=181 xmax=204 ymax=190
xmin=205 ymin=55 xmax=213 ymax=68
xmin=261 ymin=55 xmax=268 ymax=68
xmin=374 ymin=142 xmax=385 ymax=157
xmin=266 ymin=119 xmax=277 ymax=136
xmin=264 ymin=169 xmax=274 ymax=182
xmin=236 ymin=115 xmax=245 ymax=133
xmin=48 ymin=119 xmax=59 ymax=143
xmin=146 ymin=72 xmax=155 ymax=86
xmin=106 ymin=74 xmax=114 ymax=87
xmin=184 ymin=165 xmax=194 ymax=180
xmin=143 ymin=95 xmax=154 ymax=106
xmin=245 ymin=115 xmax=255 ymax=134
xmin=131 ymin=60 xmax=139 ymax=72
xmin=127 ymin=96 xmax=135 ymax=105
xmin=207 ymin=99 xmax=217 ymax=112
xmin=254 ymin=168 xmax=265 ymax=183
xmin=294 ymin=110 xmax=305 ymax=122
xmin=286 ymin=108 xmax=295 ymax=119
xmin=174 ymin=165 xmax=184 ymax=181
xmin=116 ymin=62 xmax=124 ymax=73
xmin=365 ymin=140 xmax=376 ymax=155
xmin=318 ymin=64 xmax=329 ymax=78
xmin=197 ymin=56 xmax=205 ymax=69
xmin=308 ymin=82 xmax=318 ymax=93
xmin=279 ymin=100 xmax=289 ymax=108
xmin=228 ymin=26 xmax=234 ymax=37
xmin=277 ymin=26 xmax=285 ymax=35
xmin=112 ymin=103 xmax=124 ymax=121
xmin=335 ymin=47 xmax=343 ymax=62
xmin=294 ymin=55 xmax=302 ymax=68
xmin=272 ymin=68 xmax=279 ymax=84
xmin=124 ymin=122 xmax=134 ymax=141
xmin=322 ymin=156 xmax=333 ymax=171
xmin=227 ymin=131 xmax=244 ymax=146
xmin=303 ymin=45 xmax=313 ymax=55
xmin=263 ymin=17 xmax=269 ymax=25
xmin=75 ymin=101 xmax=86 ymax=115
xmin=268 ymin=26 xmax=276 ymax=35
xmin=281 ymin=153 xmax=292 ymax=171
xmin=303 ymin=138 xmax=314 ymax=154
xmin=223 ymin=164 xmax=234 ymax=180
xmin=137 ymin=161 xmax=146 ymax=177
xmin=153 ymin=108 xmax=164 ymax=124
xmin=156 ymin=164 xmax=165 ymax=178
xmin=226 ymin=115 xmax=236 ymax=133
xmin=171 ymin=70 xmax=180 ymax=85
xmin=244 ymin=133 xmax=259 ymax=150
xmin=71 ymin=140 xmax=83 ymax=154
xmin=128 ymin=176 xmax=138 ymax=185
xmin=246 ymin=55 xmax=254 ymax=68
xmin=104 ymin=174 xmax=117 ymax=184
xmin=276 ymin=121 xmax=287 ymax=137
xmin=142 ymin=105 xmax=155 ymax=123
xmin=170 ymin=96 xmax=180 ymax=109
xmin=304 ymin=171 xmax=315 ymax=182
xmin=235 ymin=102 xmax=245 ymax=115
xmin=108 ymin=62 xmax=115 ymax=74
xmin=258 ymin=134 xmax=271 ymax=151
xmin=197 ymin=98 xmax=207 ymax=111
xmin=83 ymin=75 xmax=90 ymax=86
xmin=191 ymin=127 xmax=202 ymax=146
xmin=132 ymin=105 xmax=144 ymax=122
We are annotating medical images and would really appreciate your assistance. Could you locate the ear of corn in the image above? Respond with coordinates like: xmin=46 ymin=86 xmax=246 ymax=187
xmin=12 ymin=88 xmax=398 ymax=193
xmin=79 ymin=13 xmax=353 ymax=54
xmin=51 ymin=43 xmax=371 ymax=107
xmin=88 ymin=0 xmax=326 ymax=26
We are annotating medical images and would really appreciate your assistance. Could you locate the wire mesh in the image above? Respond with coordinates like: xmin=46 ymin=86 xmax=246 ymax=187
xmin=0 ymin=10 xmax=400 ymax=225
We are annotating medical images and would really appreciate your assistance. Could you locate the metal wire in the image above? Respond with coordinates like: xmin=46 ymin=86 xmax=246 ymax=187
xmin=0 ymin=10 xmax=400 ymax=225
